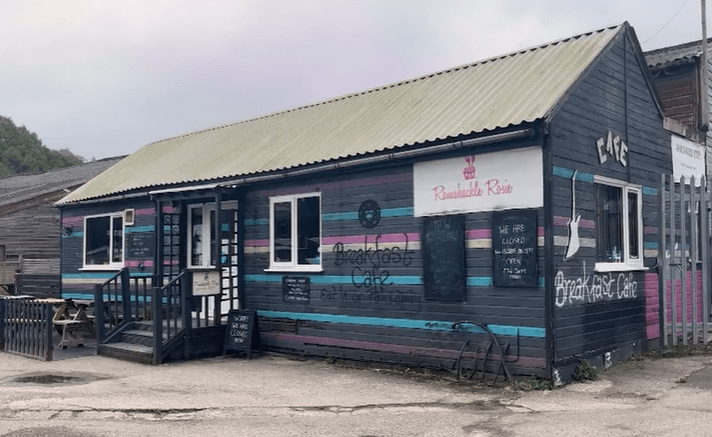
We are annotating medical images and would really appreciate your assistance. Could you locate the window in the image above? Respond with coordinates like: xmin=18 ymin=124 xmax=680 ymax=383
xmin=188 ymin=202 xmax=237 ymax=268
xmin=269 ymin=193 xmax=321 ymax=271
xmin=595 ymin=176 xmax=643 ymax=271
xmin=84 ymin=214 xmax=124 ymax=268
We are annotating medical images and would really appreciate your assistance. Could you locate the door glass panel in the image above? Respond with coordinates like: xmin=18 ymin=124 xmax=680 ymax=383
xmin=273 ymin=202 xmax=292 ymax=262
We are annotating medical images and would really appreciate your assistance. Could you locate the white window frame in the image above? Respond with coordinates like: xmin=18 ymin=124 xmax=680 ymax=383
xmin=187 ymin=201 xmax=237 ymax=269
xmin=594 ymin=175 xmax=645 ymax=272
xmin=82 ymin=212 xmax=124 ymax=270
xmin=268 ymin=192 xmax=322 ymax=272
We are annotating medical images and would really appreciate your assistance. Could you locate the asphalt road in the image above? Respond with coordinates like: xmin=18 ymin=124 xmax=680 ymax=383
xmin=1 ymin=348 xmax=712 ymax=436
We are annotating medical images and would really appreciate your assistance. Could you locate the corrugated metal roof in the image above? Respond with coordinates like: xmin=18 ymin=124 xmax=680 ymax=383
xmin=645 ymin=38 xmax=712 ymax=68
xmin=60 ymin=24 xmax=625 ymax=205
xmin=0 ymin=156 xmax=124 ymax=208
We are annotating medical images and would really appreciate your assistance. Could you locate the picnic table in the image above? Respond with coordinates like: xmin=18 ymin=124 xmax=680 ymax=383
xmin=35 ymin=298 xmax=95 ymax=349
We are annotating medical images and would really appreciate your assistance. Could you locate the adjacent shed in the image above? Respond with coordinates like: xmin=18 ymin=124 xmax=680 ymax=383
xmin=57 ymin=23 xmax=672 ymax=381
xmin=0 ymin=157 xmax=123 ymax=296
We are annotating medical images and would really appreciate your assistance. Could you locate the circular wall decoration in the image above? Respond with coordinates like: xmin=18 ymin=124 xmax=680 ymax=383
xmin=358 ymin=200 xmax=381 ymax=229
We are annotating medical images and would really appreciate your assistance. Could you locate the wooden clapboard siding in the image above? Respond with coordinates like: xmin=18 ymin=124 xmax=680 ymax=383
xmin=243 ymin=164 xmax=548 ymax=377
xmin=547 ymin=31 xmax=670 ymax=370
xmin=60 ymin=200 xmax=156 ymax=296
xmin=650 ymin=63 xmax=697 ymax=128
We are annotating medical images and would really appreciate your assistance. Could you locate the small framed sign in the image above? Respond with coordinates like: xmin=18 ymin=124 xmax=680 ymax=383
xmin=192 ymin=270 xmax=220 ymax=296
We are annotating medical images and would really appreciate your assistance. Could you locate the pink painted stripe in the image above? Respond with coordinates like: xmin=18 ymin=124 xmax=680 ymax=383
xmin=251 ymin=172 xmax=412 ymax=198
xmin=322 ymin=233 xmax=420 ymax=246
xmin=125 ymin=260 xmax=154 ymax=268
xmin=263 ymin=332 xmax=546 ymax=369
xmin=644 ymin=226 xmax=657 ymax=235
xmin=466 ymin=229 xmax=490 ymax=239
xmin=62 ymin=216 xmax=84 ymax=226
xmin=135 ymin=208 xmax=155 ymax=216
xmin=162 ymin=205 xmax=178 ymax=213
xmin=553 ymin=215 xmax=595 ymax=229
xmin=163 ymin=260 xmax=179 ymax=265
xmin=247 ymin=227 xmax=545 ymax=248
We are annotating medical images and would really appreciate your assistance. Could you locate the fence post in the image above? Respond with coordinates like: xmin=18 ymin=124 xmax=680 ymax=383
xmin=44 ymin=303 xmax=53 ymax=361
xmin=658 ymin=174 xmax=667 ymax=349
xmin=122 ymin=268 xmax=132 ymax=324
xmin=94 ymin=284 xmax=105 ymax=342
xmin=183 ymin=271 xmax=192 ymax=359
xmin=152 ymin=286 xmax=162 ymax=364
xmin=0 ymin=298 xmax=5 ymax=350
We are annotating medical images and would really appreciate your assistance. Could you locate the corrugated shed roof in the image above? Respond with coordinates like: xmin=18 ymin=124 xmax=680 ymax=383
xmin=0 ymin=156 xmax=124 ymax=208
xmin=60 ymin=24 xmax=625 ymax=205
xmin=645 ymin=38 xmax=712 ymax=68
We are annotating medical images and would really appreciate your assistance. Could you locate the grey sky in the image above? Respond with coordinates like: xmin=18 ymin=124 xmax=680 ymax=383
xmin=0 ymin=0 xmax=707 ymax=160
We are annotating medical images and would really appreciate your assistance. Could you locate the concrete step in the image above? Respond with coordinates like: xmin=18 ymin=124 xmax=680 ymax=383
xmin=98 ymin=342 xmax=153 ymax=364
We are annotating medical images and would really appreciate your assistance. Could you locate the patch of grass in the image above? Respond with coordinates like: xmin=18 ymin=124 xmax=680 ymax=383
xmin=512 ymin=376 xmax=558 ymax=391
xmin=573 ymin=360 xmax=601 ymax=382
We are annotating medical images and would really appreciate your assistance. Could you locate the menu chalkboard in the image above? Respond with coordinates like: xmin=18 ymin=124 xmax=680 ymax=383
xmin=283 ymin=277 xmax=310 ymax=303
xmin=224 ymin=309 xmax=261 ymax=358
xmin=127 ymin=232 xmax=155 ymax=259
xmin=492 ymin=209 xmax=538 ymax=287
xmin=423 ymin=215 xmax=466 ymax=301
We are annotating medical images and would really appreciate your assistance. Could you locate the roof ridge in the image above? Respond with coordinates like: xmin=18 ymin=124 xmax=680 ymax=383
xmin=143 ymin=23 xmax=624 ymax=148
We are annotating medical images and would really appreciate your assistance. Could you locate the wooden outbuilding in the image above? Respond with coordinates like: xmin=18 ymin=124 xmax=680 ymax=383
xmin=57 ymin=23 xmax=674 ymax=381
xmin=0 ymin=157 xmax=123 ymax=296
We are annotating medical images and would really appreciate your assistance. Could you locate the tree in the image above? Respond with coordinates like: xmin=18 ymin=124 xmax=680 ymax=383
xmin=0 ymin=116 xmax=83 ymax=177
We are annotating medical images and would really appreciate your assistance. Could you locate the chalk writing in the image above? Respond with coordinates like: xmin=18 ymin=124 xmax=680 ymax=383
xmin=555 ymin=262 xmax=638 ymax=307
xmin=320 ymin=285 xmax=422 ymax=310
xmin=333 ymin=234 xmax=414 ymax=292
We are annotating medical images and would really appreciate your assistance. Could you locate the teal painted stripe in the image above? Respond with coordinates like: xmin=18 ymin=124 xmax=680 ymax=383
xmin=248 ymin=274 xmax=542 ymax=287
xmin=63 ymin=272 xmax=153 ymax=280
xmin=245 ymin=218 xmax=269 ymax=226
xmin=552 ymin=166 xmax=594 ymax=183
xmin=645 ymin=242 xmax=658 ymax=250
xmin=62 ymin=231 xmax=83 ymax=239
xmin=642 ymin=186 xmax=657 ymax=196
xmin=126 ymin=225 xmax=154 ymax=233
xmin=256 ymin=310 xmax=545 ymax=338
xmin=323 ymin=207 xmax=413 ymax=222
xmin=245 ymin=274 xmax=422 ymax=285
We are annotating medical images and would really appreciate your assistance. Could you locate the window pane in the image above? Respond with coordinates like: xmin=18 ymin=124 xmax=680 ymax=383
xmin=210 ymin=210 xmax=216 ymax=266
xmin=297 ymin=196 xmax=320 ymax=265
xmin=191 ymin=208 xmax=204 ymax=266
xmin=112 ymin=216 xmax=123 ymax=263
xmin=597 ymin=185 xmax=623 ymax=262
xmin=273 ymin=202 xmax=292 ymax=262
xmin=85 ymin=216 xmax=110 ymax=265
xmin=627 ymin=191 xmax=639 ymax=259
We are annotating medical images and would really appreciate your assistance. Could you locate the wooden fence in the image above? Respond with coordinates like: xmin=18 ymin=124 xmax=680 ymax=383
xmin=0 ymin=297 xmax=53 ymax=361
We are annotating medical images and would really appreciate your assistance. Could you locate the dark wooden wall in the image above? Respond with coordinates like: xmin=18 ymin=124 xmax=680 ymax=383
xmin=242 ymin=163 xmax=548 ymax=377
xmin=547 ymin=31 xmax=671 ymax=376
xmin=60 ymin=200 xmax=156 ymax=298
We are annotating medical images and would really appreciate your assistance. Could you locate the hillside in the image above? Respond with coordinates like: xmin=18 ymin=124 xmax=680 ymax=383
xmin=0 ymin=116 xmax=84 ymax=177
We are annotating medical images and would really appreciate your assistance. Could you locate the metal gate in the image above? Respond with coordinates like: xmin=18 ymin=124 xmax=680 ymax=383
xmin=658 ymin=174 xmax=711 ymax=346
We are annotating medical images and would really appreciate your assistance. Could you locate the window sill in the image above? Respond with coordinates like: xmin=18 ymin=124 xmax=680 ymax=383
xmin=264 ymin=266 xmax=324 ymax=274
xmin=594 ymin=262 xmax=648 ymax=273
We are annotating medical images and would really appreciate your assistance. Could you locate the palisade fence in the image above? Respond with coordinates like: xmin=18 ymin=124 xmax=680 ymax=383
xmin=0 ymin=297 xmax=53 ymax=361
xmin=658 ymin=174 xmax=711 ymax=347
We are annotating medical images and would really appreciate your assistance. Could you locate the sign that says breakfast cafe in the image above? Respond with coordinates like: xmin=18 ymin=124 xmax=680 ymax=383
xmin=413 ymin=146 xmax=543 ymax=216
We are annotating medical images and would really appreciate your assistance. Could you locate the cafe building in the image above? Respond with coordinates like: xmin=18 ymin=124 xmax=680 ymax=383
xmin=57 ymin=23 xmax=672 ymax=381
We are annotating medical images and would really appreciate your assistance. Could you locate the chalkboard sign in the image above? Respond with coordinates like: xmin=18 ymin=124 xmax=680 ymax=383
xmin=127 ymin=232 xmax=155 ymax=259
xmin=492 ymin=209 xmax=538 ymax=287
xmin=283 ymin=277 xmax=310 ymax=303
xmin=423 ymin=215 xmax=466 ymax=301
xmin=224 ymin=309 xmax=261 ymax=358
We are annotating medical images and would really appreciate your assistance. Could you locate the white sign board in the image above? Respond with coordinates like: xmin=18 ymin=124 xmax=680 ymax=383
xmin=413 ymin=146 xmax=543 ymax=216
xmin=192 ymin=270 xmax=220 ymax=296
xmin=671 ymin=134 xmax=705 ymax=184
